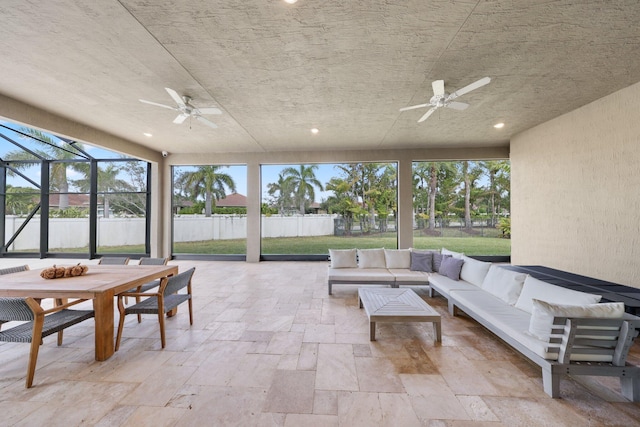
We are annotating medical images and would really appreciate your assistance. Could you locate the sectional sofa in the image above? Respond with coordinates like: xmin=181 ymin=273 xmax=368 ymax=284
xmin=327 ymin=247 xmax=640 ymax=401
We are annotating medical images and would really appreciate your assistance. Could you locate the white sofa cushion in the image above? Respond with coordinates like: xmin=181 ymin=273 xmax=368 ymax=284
xmin=328 ymin=268 xmax=394 ymax=283
xmin=441 ymin=248 xmax=464 ymax=259
xmin=357 ymin=248 xmax=386 ymax=269
xmin=481 ymin=265 xmax=527 ymax=305
xmin=328 ymin=248 xmax=357 ymax=268
xmin=460 ymin=256 xmax=491 ymax=287
xmin=429 ymin=273 xmax=477 ymax=297
xmin=528 ymin=299 xmax=625 ymax=340
xmin=514 ymin=275 xmax=602 ymax=314
xmin=384 ymin=249 xmax=411 ymax=269
xmin=389 ymin=269 xmax=429 ymax=284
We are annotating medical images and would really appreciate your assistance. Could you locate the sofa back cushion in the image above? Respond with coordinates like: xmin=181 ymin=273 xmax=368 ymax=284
xmin=357 ymin=248 xmax=387 ymax=269
xmin=439 ymin=256 xmax=464 ymax=280
xmin=460 ymin=256 xmax=491 ymax=287
xmin=410 ymin=251 xmax=433 ymax=272
xmin=528 ymin=299 xmax=625 ymax=341
xmin=384 ymin=249 xmax=411 ymax=269
xmin=329 ymin=249 xmax=357 ymax=268
xmin=515 ymin=275 xmax=602 ymax=314
xmin=481 ymin=265 xmax=527 ymax=305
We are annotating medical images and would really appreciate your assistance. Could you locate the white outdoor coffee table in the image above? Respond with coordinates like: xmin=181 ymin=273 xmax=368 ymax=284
xmin=358 ymin=287 xmax=442 ymax=343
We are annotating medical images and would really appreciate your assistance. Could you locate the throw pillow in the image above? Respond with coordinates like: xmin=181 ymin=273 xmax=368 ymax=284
xmin=515 ymin=275 xmax=602 ymax=314
xmin=528 ymin=299 xmax=625 ymax=341
xmin=433 ymin=253 xmax=449 ymax=272
xmin=357 ymin=248 xmax=386 ymax=269
xmin=481 ymin=265 xmax=527 ymax=305
xmin=439 ymin=256 xmax=464 ymax=280
xmin=459 ymin=256 xmax=492 ymax=287
xmin=329 ymin=249 xmax=357 ymax=268
xmin=410 ymin=251 xmax=433 ymax=272
xmin=384 ymin=249 xmax=411 ymax=269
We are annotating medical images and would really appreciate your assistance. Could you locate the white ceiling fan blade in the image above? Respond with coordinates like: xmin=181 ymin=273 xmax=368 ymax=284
xmin=196 ymin=107 xmax=222 ymax=115
xmin=165 ymin=87 xmax=187 ymax=108
xmin=400 ymin=103 xmax=430 ymax=112
xmin=445 ymin=101 xmax=469 ymax=111
xmin=173 ymin=114 xmax=189 ymax=124
xmin=449 ymin=77 xmax=491 ymax=100
xmin=417 ymin=107 xmax=437 ymax=123
xmin=139 ymin=99 xmax=177 ymax=111
xmin=432 ymin=80 xmax=445 ymax=96
xmin=195 ymin=115 xmax=218 ymax=129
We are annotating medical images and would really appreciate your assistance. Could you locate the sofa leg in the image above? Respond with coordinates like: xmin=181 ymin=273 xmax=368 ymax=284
xmin=428 ymin=287 xmax=433 ymax=298
xmin=448 ymin=301 xmax=457 ymax=316
xmin=542 ymin=368 xmax=561 ymax=398
xmin=328 ymin=282 xmax=332 ymax=295
xmin=621 ymin=376 xmax=640 ymax=402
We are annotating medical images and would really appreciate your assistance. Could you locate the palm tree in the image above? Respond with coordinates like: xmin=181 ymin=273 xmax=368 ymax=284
xmin=4 ymin=128 xmax=86 ymax=209
xmin=180 ymin=166 xmax=236 ymax=217
xmin=461 ymin=161 xmax=483 ymax=229
xmin=267 ymin=173 xmax=294 ymax=215
xmin=281 ymin=165 xmax=323 ymax=215
xmin=72 ymin=163 xmax=136 ymax=218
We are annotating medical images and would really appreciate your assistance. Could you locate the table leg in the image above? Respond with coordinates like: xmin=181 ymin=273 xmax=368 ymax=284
xmin=93 ymin=291 xmax=115 ymax=361
xmin=433 ymin=321 xmax=442 ymax=343
xmin=370 ymin=321 xmax=376 ymax=341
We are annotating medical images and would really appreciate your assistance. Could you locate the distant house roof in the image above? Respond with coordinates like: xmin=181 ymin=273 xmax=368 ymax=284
xmin=49 ymin=193 xmax=90 ymax=208
xmin=216 ymin=193 xmax=247 ymax=208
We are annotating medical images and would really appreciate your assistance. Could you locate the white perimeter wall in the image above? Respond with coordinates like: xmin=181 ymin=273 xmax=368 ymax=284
xmin=511 ymin=81 xmax=640 ymax=288
xmin=6 ymin=215 xmax=336 ymax=250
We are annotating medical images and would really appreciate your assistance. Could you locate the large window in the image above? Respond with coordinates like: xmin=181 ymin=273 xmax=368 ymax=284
xmin=172 ymin=165 xmax=247 ymax=257
xmin=0 ymin=121 xmax=151 ymax=258
xmin=261 ymin=162 xmax=398 ymax=257
xmin=412 ymin=161 xmax=510 ymax=255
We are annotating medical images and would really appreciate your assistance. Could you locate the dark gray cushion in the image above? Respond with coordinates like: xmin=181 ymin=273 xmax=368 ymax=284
xmin=410 ymin=252 xmax=433 ymax=272
xmin=439 ymin=256 xmax=464 ymax=280
xmin=433 ymin=253 xmax=448 ymax=272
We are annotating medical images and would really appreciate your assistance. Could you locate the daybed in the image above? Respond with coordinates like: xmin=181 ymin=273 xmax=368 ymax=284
xmin=328 ymin=247 xmax=640 ymax=401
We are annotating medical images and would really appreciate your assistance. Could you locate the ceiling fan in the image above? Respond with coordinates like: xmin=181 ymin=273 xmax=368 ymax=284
xmin=139 ymin=87 xmax=222 ymax=129
xmin=400 ymin=77 xmax=491 ymax=123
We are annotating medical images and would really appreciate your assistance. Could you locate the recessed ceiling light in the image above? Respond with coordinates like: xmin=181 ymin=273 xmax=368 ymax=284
xmin=493 ymin=123 xmax=505 ymax=129
xmin=143 ymin=132 xmax=153 ymax=137
xmin=284 ymin=0 xmax=298 ymax=4
xmin=311 ymin=128 xmax=319 ymax=134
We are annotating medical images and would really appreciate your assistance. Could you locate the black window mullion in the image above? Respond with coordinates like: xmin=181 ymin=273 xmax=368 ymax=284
xmin=89 ymin=160 xmax=98 ymax=259
xmin=40 ymin=161 xmax=49 ymax=258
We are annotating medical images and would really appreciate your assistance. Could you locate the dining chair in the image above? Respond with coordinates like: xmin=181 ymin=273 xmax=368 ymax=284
xmin=0 ymin=296 xmax=95 ymax=388
xmin=0 ymin=265 xmax=31 ymax=332
xmin=131 ymin=257 xmax=170 ymax=322
xmin=98 ymin=257 xmax=130 ymax=265
xmin=115 ymin=267 xmax=196 ymax=350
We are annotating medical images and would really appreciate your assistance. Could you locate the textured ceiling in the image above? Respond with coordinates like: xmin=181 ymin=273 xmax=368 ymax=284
xmin=1 ymin=1 xmax=639 ymax=154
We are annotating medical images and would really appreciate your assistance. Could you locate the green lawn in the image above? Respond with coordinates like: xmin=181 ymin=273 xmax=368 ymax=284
xmin=43 ymin=233 xmax=511 ymax=257
xmin=174 ymin=234 xmax=511 ymax=256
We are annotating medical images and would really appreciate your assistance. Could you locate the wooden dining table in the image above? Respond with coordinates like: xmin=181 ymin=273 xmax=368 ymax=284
xmin=0 ymin=264 xmax=178 ymax=361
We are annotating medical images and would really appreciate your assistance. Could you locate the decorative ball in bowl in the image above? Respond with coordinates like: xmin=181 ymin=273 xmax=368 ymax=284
xmin=40 ymin=263 xmax=89 ymax=279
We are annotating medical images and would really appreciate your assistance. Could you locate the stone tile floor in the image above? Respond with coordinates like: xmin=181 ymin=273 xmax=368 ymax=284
xmin=0 ymin=260 xmax=639 ymax=426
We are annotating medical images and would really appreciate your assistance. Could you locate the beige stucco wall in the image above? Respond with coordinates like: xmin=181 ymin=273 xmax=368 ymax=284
xmin=511 ymin=81 xmax=640 ymax=288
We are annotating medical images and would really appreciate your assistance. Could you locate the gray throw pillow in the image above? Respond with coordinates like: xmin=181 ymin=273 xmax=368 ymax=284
xmin=439 ymin=256 xmax=464 ymax=280
xmin=410 ymin=252 xmax=433 ymax=272
xmin=433 ymin=253 xmax=448 ymax=272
